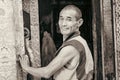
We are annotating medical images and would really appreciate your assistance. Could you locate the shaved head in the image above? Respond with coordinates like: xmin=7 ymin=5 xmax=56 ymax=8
xmin=60 ymin=5 xmax=82 ymax=21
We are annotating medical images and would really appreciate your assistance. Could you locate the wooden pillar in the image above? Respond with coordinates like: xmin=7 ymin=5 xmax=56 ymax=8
xmin=92 ymin=0 xmax=103 ymax=79
xmin=101 ymin=0 xmax=115 ymax=79
xmin=22 ymin=0 xmax=41 ymax=80
xmin=112 ymin=0 xmax=120 ymax=80
xmin=92 ymin=0 xmax=116 ymax=79
xmin=0 ymin=0 xmax=25 ymax=80
xmin=30 ymin=0 xmax=41 ymax=80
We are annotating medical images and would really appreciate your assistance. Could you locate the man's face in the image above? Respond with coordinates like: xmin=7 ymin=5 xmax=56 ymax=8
xmin=58 ymin=9 xmax=79 ymax=36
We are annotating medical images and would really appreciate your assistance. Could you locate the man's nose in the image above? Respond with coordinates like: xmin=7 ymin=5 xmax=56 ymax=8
xmin=62 ymin=20 xmax=67 ymax=26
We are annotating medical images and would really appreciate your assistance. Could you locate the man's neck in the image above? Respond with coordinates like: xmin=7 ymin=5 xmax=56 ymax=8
xmin=63 ymin=31 xmax=80 ymax=41
xmin=63 ymin=35 xmax=69 ymax=41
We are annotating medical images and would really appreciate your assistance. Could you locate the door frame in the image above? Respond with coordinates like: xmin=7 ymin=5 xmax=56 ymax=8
xmin=92 ymin=0 xmax=104 ymax=79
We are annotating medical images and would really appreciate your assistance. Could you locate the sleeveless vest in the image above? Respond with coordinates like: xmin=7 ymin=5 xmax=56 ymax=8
xmin=54 ymin=32 xmax=94 ymax=80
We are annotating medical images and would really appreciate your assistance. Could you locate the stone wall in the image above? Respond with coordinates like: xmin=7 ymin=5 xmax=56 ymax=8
xmin=0 ymin=0 xmax=25 ymax=80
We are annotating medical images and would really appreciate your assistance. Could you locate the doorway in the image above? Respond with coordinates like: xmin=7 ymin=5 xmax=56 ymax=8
xmin=39 ymin=0 xmax=95 ymax=79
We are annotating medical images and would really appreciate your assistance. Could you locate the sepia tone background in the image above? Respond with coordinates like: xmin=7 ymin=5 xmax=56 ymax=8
xmin=0 ymin=0 xmax=120 ymax=80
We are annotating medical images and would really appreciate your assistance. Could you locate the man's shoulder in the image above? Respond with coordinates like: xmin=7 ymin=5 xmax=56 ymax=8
xmin=61 ymin=45 xmax=79 ymax=53
xmin=60 ymin=40 xmax=85 ymax=56
xmin=63 ymin=39 xmax=85 ymax=51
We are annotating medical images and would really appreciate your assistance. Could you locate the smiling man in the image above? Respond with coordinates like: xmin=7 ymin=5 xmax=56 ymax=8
xmin=19 ymin=5 xmax=94 ymax=80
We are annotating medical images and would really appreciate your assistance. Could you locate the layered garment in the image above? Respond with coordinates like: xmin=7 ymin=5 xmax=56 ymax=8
xmin=54 ymin=32 xmax=94 ymax=80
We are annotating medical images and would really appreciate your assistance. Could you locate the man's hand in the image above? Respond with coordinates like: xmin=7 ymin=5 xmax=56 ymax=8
xmin=19 ymin=54 xmax=30 ymax=72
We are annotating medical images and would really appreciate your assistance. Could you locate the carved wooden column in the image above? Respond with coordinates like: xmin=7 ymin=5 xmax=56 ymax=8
xmin=30 ymin=0 xmax=41 ymax=80
xmin=112 ymin=0 xmax=120 ymax=80
xmin=0 ymin=0 xmax=25 ymax=80
xmin=22 ymin=0 xmax=41 ymax=80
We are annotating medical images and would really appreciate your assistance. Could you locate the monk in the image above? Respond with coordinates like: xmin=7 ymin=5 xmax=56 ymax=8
xmin=20 ymin=5 xmax=94 ymax=80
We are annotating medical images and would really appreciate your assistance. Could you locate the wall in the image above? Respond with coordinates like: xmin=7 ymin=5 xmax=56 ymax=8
xmin=0 ymin=0 xmax=25 ymax=80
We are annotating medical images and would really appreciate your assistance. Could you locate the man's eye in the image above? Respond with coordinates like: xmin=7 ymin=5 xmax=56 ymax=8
xmin=67 ymin=18 xmax=72 ymax=21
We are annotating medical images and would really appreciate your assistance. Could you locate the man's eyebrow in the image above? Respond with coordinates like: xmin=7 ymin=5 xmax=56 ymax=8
xmin=67 ymin=17 xmax=72 ymax=19
xmin=59 ymin=16 xmax=72 ymax=19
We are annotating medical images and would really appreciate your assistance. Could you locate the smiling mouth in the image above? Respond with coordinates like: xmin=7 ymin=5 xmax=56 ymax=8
xmin=62 ymin=29 xmax=68 ymax=31
xmin=62 ymin=28 xmax=69 ymax=31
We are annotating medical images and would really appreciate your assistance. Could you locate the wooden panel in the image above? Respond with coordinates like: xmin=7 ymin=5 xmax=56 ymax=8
xmin=102 ymin=0 xmax=115 ymax=79
xmin=92 ymin=0 xmax=115 ymax=79
xmin=113 ymin=0 xmax=120 ymax=80
xmin=92 ymin=0 xmax=103 ymax=79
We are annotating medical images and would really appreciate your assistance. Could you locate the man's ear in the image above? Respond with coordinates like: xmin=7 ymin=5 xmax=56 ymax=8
xmin=77 ymin=18 xmax=83 ymax=28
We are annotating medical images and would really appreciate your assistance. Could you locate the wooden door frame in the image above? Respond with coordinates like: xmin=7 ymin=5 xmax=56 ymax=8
xmin=92 ymin=0 xmax=104 ymax=79
xmin=92 ymin=0 xmax=116 ymax=79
